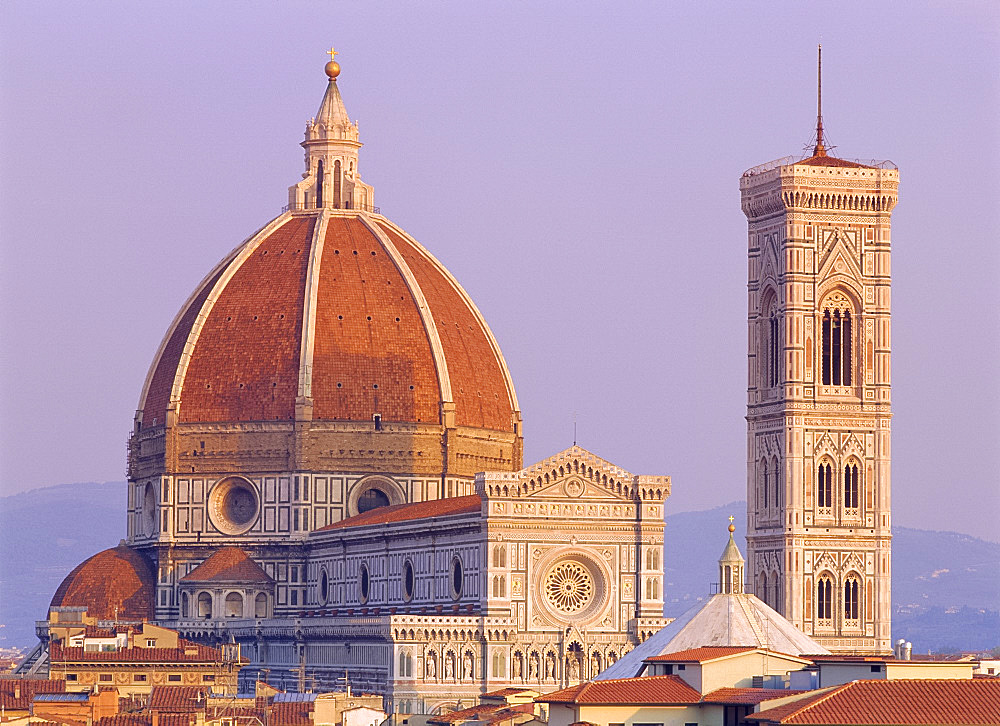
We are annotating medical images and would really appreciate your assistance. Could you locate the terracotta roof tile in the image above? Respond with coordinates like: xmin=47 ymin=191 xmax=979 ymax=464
xmin=794 ymin=154 xmax=873 ymax=168
xmin=52 ymin=640 xmax=221 ymax=664
xmin=180 ymin=216 xmax=315 ymax=422
xmin=49 ymin=545 xmax=156 ymax=622
xmin=428 ymin=703 xmax=532 ymax=725
xmin=538 ymin=675 xmax=701 ymax=705
xmin=0 ymin=679 xmax=66 ymax=710
xmin=646 ymin=646 xmax=760 ymax=662
xmin=701 ymin=688 xmax=808 ymax=705
xmin=95 ymin=716 xmax=152 ymax=726
xmin=149 ymin=686 xmax=210 ymax=712
xmin=379 ymin=222 xmax=516 ymax=432
xmin=315 ymin=494 xmax=481 ymax=531
xmin=749 ymin=679 xmax=1000 ymax=725
xmin=311 ymin=216 xmax=441 ymax=424
xmin=269 ymin=700 xmax=313 ymax=726
xmin=483 ymin=687 xmax=535 ymax=697
xmin=180 ymin=547 xmax=273 ymax=584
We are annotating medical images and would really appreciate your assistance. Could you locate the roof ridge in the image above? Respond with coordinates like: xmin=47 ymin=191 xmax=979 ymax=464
xmin=784 ymin=681 xmax=853 ymax=722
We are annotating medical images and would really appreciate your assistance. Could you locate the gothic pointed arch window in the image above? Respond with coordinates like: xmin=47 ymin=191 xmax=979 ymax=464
xmin=760 ymin=290 xmax=780 ymax=389
xmin=817 ymin=460 xmax=833 ymax=510
xmin=816 ymin=574 xmax=833 ymax=623
xmin=762 ymin=459 xmax=769 ymax=509
xmin=772 ymin=458 xmax=781 ymax=509
xmin=844 ymin=574 xmax=861 ymax=623
xmin=822 ymin=293 xmax=854 ymax=386
xmin=315 ymin=160 xmax=324 ymax=208
xmin=844 ymin=460 xmax=860 ymax=511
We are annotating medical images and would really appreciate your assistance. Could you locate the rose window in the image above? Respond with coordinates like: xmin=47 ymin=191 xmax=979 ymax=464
xmin=544 ymin=560 xmax=594 ymax=614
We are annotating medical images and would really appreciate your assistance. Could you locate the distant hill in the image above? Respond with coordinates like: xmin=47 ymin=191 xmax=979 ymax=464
xmin=665 ymin=501 xmax=1000 ymax=652
xmin=1 ymin=486 xmax=997 ymax=653
xmin=0 ymin=482 xmax=127 ymax=648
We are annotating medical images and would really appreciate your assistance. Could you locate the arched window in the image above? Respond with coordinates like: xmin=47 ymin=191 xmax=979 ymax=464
xmin=762 ymin=461 xmax=769 ymax=509
xmin=768 ymin=572 xmax=780 ymax=613
xmin=844 ymin=462 xmax=860 ymax=510
xmin=225 ymin=592 xmax=243 ymax=618
xmin=333 ymin=159 xmax=342 ymax=208
xmin=822 ymin=306 xmax=852 ymax=386
xmin=320 ymin=570 xmax=329 ymax=604
xmin=398 ymin=651 xmax=412 ymax=678
xmin=492 ymin=650 xmax=506 ymax=677
xmin=817 ymin=576 xmax=833 ymax=621
xmin=769 ymin=308 xmax=780 ymax=387
xmin=254 ymin=593 xmax=268 ymax=618
xmin=197 ymin=592 xmax=212 ymax=619
xmin=499 ymin=547 xmax=506 ymax=568
xmin=844 ymin=576 xmax=860 ymax=621
xmin=315 ymin=160 xmax=324 ymax=208
xmin=500 ymin=575 xmax=506 ymax=597
xmin=652 ymin=549 xmax=660 ymax=571
xmin=773 ymin=458 xmax=781 ymax=508
xmin=817 ymin=462 xmax=833 ymax=509
xmin=357 ymin=488 xmax=390 ymax=514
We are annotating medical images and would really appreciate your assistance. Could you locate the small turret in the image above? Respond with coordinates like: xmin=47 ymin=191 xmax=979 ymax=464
xmin=718 ymin=517 xmax=745 ymax=594
xmin=288 ymin=48 xmax=374 ymax=212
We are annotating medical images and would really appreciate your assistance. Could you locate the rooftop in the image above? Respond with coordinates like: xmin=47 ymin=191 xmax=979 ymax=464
xmin=538 ymin=674 xmax=702 ymax=705
xmin=316 ymin=494 xmax=481 ymax=532
xmin=748 ymin=679 xmax=1000 ymax=725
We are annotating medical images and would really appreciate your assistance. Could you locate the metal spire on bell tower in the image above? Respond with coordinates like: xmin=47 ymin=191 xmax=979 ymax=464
xmin=813 ymin=44 xmax=826 ymax=157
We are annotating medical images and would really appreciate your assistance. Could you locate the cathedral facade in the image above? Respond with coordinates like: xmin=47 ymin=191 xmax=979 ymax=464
xmin=49 ymin=56 xmax=668 ymax=712
xmin=742 ymin=52 xmax=897 ymax=654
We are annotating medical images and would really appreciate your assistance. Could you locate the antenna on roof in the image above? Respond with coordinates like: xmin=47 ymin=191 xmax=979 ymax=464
xmin=573 ymin=412 xmax=577 ymax=446
xmin=813 ymin=44 xmax=826 ymax=157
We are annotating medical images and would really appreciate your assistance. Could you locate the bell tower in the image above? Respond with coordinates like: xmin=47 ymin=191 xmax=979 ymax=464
xmin=740 ymin=47 xmax=897 ymax=654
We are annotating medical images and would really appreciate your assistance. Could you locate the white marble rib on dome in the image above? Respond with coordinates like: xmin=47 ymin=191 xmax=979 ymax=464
xmin=596 ymin=592 xmax=830 ymax=680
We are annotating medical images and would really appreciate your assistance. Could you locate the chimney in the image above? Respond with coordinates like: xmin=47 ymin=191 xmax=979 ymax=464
xmin=903 ymin=642 xmax=913 ymax=660
xmin=152 ymin=711 xmax=160 ymax=726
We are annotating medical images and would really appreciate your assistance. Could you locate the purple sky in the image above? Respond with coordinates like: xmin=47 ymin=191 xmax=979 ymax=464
xmin=1 ymin=2 xmax=998 ymax=542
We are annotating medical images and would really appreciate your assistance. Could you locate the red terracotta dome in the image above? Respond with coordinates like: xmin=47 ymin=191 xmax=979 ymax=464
xmin=137 ymin=211 xmax=518 ymax=432
xmin=50 ymin=545 xmax=155 ymax=621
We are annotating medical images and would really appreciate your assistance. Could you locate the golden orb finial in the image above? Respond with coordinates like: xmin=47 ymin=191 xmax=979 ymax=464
xmin=325 ymin=47 xmax=341 ymax=79
xmin=728 ymin=515 xmax=736 ymax=533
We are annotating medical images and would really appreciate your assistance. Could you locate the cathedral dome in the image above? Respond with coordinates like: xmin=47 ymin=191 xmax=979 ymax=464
xmin=49 ymin=545 xmax=155 ymax=622
xmin=138 ymin=211 xmax=518 ymax=432
xmin=130 ymin=57 xmax=522 ymax=486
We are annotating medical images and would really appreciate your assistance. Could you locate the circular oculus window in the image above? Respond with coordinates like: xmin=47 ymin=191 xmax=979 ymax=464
xmin=208 ymin=477 xmax=260 ymax=535
xmin=544 ymin=560 xmax=595 ymax=614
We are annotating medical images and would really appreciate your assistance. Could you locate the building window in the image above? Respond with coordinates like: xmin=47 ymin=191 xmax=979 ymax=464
xmin=168 ymin=674 xmax=181 ymax=682
xmin=254 ymin=593 xmax=269 ymax=618
xmin=844 ymin=463 xmax=860 ymax=510
xmin=817 ymin=576 xmax=833 ymax=622
xmin=845 ymin=576 xmax=860 ymax=621
xmin=402 ymin=560 xmax=414 ymax=602
xmin=762 ymin=462 xmax=769 ymax=509
xmin=320 ymin=570 xmax=330 ymax=604
xmin=225 ymin=592 xmax=243 ymax=618
xmin=203 ymin=675 xmax=215 ymax=682
xmin=133 ymin=674 xmax=147 ymax=682
xmin=769 ymin=309 xmax=780 ymax=387
xmin=817 ymin=462 xmax=833 ymax=508
xmin=99 ymin=674 xmax=113 ymax=682
xmin=822 ymin=307 xmax=852 ymax=386
xmin=359 ymin=564 xmax=370 ymax=603
xmin=146 ymin=639 xmax=156 ymax=647
xmin=357 ymin=488 xmax=390 ymax=513
xmin=65 ymin=673 xmax=77 ymax=681
xmin=451 ymin=557 xmax=463 ymax=599
xmin=197 ymin=592 xmax=213 ymax=619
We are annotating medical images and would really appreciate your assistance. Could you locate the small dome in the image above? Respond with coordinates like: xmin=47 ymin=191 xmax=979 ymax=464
xmin=50 ymin=545 xmax=155 ymax=621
